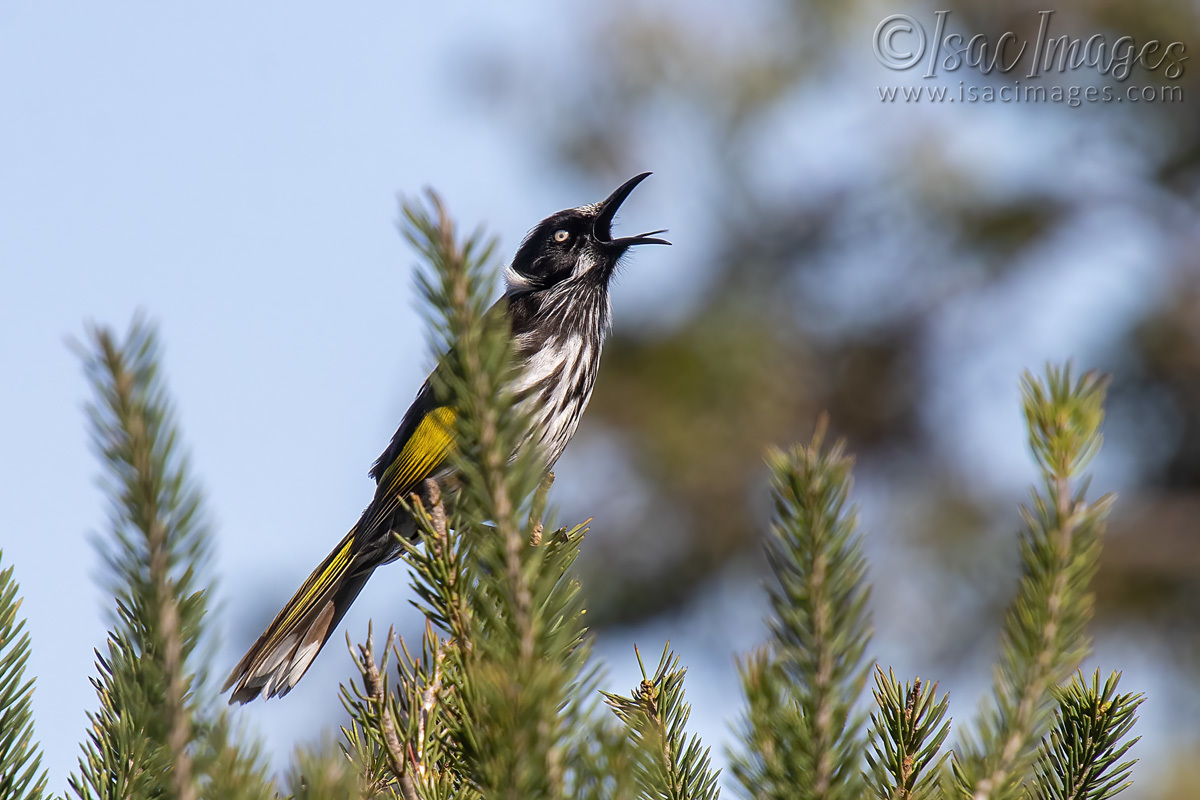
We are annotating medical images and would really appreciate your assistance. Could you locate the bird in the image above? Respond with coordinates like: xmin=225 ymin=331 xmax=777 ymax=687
xmin=223 ymin=172 xmax=668 ymax=703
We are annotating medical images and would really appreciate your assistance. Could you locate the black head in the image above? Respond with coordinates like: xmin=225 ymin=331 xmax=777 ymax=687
xmin=506 ymin=172 xmax=669 ymax=294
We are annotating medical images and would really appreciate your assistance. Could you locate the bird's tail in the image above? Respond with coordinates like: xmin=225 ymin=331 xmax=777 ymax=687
xmin=223 ymin=526 xmax=373 ymax=704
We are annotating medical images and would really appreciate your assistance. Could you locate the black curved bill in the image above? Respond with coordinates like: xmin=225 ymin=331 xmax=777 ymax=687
xmin=613 ymin=228 xmax=671 ymax=247
xmin=594 ymin=172 xmax=670 ymax=246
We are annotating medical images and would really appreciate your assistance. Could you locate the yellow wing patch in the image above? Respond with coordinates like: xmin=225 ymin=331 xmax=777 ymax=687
xmin=380 ymin=406 xmax=457 ymax=497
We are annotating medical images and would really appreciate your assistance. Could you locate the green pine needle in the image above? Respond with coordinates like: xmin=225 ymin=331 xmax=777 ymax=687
xmin=952 ymin=366 xmax=1115 ymax=800
xmin=603 ymin=644 xmax=721 ymax=800
xmin=0 ymin=554 xmax=48 ymax=800
xmin=286 ymin=744 xmax=369 ymax=800
xmin=69 ymin=318 xmax=272 ymax=800
xmin=863 ymin=667 xmax=951 ymax=800
xmin=730 ymin=419 xmax=873 ymax=800
xmin=1030 ymin=670 xmax=1142 ymax=800
xmin=342 ymin=193 xmax=601 ymax=799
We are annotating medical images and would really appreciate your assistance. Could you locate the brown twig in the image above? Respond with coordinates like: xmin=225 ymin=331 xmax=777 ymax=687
xmin=528 ymin=471 xmax=555 ymax=546
xmin=416 ymin=622 xmax=446 ymax=773
xmin=423 ymin=478 xmax=448 ymax=545
xmin=898 ymin=678 xmax=923 ymax=798
xmin=359 ymin=627 xmax=419 ymax=800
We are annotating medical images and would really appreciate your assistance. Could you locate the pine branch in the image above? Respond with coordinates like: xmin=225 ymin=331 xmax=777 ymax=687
xmin=603 ymin=645 xmax=721 ymax=800
xmin=563 ymin=712 xmax=641 ymax=800
xmin=0 ymin=553 xmax=47 ymax=800
xmin=191 ymin=716 xmax=275 ymax=800
xmin=730 ymin=419 xmax=873 ymax=800
xmin=342 ymin=620 xmax=479 ymax=800
xmin=341 ymin=621 xmax=466 ymax=800
xmin=69 ymin=634 xmax=168 ymax=799
xmin=70 ymin=318 xmax=271 ymax=800
xmin=343 ymin=625 xmax=419 ymax=800
xmin=286 ymin=745 xmax=369 ymax=800
xmin=404 ymin=479 xmax=472 ymax=654
xmin=1030 ymin=670 xmax=1141 ymax=800
xmin=70 ymin=319 xmax=204 ymax=798
xmin=528 ymin=472 xmax=555 ymax=546
xmin=952 ymin=367 xmax=1114 ymax=800
xmin=863 ymin=668 xmax=951 ymax=800
xmin=346 ymin=482 xmax=479 ymax=800
xmin=343 ymin=193 xmax=597 ymax=799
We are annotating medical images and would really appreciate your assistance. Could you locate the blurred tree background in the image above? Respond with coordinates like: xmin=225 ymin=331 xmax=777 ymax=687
xmin=451 ymin=1 xmax=1200 ymax=794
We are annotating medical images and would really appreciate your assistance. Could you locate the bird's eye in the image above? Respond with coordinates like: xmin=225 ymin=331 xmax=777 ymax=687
xmin=553 ymin=229 xmax=570 ymax=243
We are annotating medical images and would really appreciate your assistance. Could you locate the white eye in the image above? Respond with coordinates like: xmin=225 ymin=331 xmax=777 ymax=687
xmin=554 ymin=229 xmax=570 ymax=243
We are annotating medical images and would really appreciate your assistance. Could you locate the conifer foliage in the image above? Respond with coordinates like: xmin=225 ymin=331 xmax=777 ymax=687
xmin=69 ymin=320 xmax=271 ymax=800
xmin=730 ymin=423 xmax=873 ymax=800
xmin=0 ymin=198 xmax=1145 ymax=798
xmin=952 ymin=369 xmax=1116 ymax=800
xmin=0 ymin=555 xmax=47 ymax=800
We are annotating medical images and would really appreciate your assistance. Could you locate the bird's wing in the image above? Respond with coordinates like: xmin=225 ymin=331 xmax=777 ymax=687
xmin=375 ymin=402 xmax=457 ymax=498
xmin=363 ymin=296 xmax=514 ymax=532
xmin=361 ymin=379 xmax=457 ymax=536
xmin=369 ymin=378 xmax=440 ymax=483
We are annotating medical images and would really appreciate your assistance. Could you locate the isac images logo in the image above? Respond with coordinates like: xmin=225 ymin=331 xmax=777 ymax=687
xmin=874 ymin=10 xmax=1187 ymax=106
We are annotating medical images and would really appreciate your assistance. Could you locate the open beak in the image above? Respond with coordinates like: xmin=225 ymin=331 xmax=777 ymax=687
xmin=594 ymin=172 xmax=672 ymax=248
